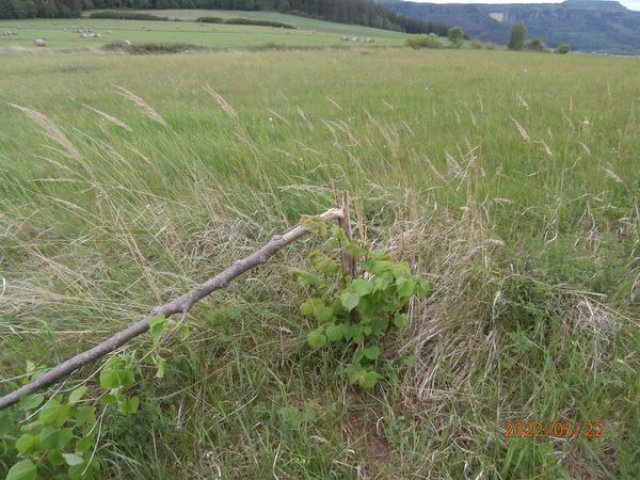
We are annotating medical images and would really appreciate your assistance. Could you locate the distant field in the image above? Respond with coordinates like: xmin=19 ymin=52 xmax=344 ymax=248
xmin=1 ymin=45 xmax=639 ymax=479
xmin=0 ymin=10 xmax=405 ymax=52
xmin=128 ymin=8 xmax=408 ymax=37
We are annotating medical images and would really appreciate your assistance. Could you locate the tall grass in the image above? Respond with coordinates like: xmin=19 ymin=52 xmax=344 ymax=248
xmin=1 ymin=49 xmax=639 ymax=478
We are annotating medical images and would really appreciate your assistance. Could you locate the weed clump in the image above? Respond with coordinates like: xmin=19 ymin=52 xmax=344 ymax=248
xmin=525 ymin=38 xmax=548 ymax=52
xmin=102 ymin=42 xmax=206 ymax=54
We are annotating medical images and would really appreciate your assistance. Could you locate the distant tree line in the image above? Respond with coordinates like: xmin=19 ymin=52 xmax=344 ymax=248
xmin=0 ymin=0 xmax=449 ymax=35
xmin=0 ymin=0 xmax=83 ymax=18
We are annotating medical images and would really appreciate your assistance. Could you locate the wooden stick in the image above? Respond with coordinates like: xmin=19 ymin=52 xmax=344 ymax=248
xmin=0 ymin=208 xmax=344 ymax=410
xmin=339 ymin=192 xmax=356 ymax=278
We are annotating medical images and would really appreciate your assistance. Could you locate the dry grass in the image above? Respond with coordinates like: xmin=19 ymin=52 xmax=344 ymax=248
xmin=9 ymin=103 xmax=81 ymax=160
xmin=204 ymin=86 xmax=238 ymax=119
xmin=84 ymin=105 xmax=133 ymax=132
xmin=113 ymin=86 xmax=168 ymax=127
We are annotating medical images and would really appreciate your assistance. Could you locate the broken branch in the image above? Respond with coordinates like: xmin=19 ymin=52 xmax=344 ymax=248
xmin=0 ymin=208 xmax=343 ymax=410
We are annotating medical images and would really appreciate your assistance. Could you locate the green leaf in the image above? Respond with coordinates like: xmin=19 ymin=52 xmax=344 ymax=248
xmin=149 ymin=315 xmax=166 ymax=343
xmin=16 ymin=434 xmax=39 ymax=456
xmin=76 ymin=434 xmax=95 ymax=453
xmin=325 ymin=323 xmax=346 ymax=342
xmin=39 ymin=401 xmax=71 ymax=426
xmin=351 ymin=279 xmax=374 ymax=296
xmin=392 ymin=262 xmax=412 ymax=278
xmin=329 ymin=225 xmax=348 ymax=244
xmin=6 ymin=459 xmax=37 ymax=480
xmin=119 ymin=397 xmax=140 ymax=415
xmin=313 ymin=303 xmax=335 ymax=324
xmin=310 ymin=252 xmax=340 ymax=274
xmin=340 ymin=291 xmax=360 ymax=311
xmin=373 ymin=274 xmax=393 ymax=291
xmin=300 ymin=298 xmax=322 ymax=317
xmin=292 ymin=270 xmax=320 ymax=288
xmin=347 ymin=367 xmax=366 ymax=386
xmin=62 ymin=452 xmax=84 ymax=466
xmin=396 ymin=277 xmax=416 ymax=298
xmin=47 ymin=449 xmax=66 ymax=467
xmin=300 ymin=298 xmax=335 ymax=323
xmin=68 ymin=386 xmax=88 ymax=405
xmin=118 ymin=368 xmax=135 ymax=388
xmin=39 ymin=427 xmax=72 ymax=450
xmin=393 ymin=314 xmax=410 ymax=330
xmin=75 ymin=406 xmax=96 ymax=427
xmin=19 ymin=421 xmax=40 ymax=433
xmin=368 ymin=316 xmax=389 ymax=336
xmin=57 ymin=429 xmax=74 ymax=450
xmin=18 ymin=394 xmax=45 ymax=411
xmin=360 ymin=371 xmax=379 ymax=390
xmin=362 ymin=345 xmax=382 ymax=360
xmin=344 ymin=242 xmax=367 ymax=258
xmin=416 ymin=278 xmax=430 ymax=296
xmin=153 ymin=355 xmax=167 ymax=379
xmin=307 ymin=329 xmax=327 ymax=350
xmin=345 ymin=324 xmax=364 ymax=343
xmin=99 ymin=368 xmax=117 ymax=390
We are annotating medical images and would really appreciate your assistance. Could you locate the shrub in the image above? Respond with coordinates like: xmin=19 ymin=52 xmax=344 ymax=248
xmin=222 ymin=18 xmax=296 ymax=29
xmin=194 ymin=17 xmax=224 ymax=23
xmin=406 ymin=34 xmax=443 ymax=49
xmin=102 ymin=40 xmax=131 ymax=51
xmin=508 ymin=21 xmax=527 ymax=50
xmin=525 ymin=38 xmax=547 ymax=52
xmin=470 ymin=39 xmax=498 ymax=50
xmin=298 ymin=222 xmax=430 ymax=390
xmin=556 ymin=44 xmax=571 ymax=54
xmin=447 ymin=26 xmax=464 ymax=48
xmin=88 ymin=11 xmax=169 ymax=21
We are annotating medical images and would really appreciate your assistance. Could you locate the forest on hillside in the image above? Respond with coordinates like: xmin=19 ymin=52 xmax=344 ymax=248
xmin=0 ymin=0 xmax=449 ymax=35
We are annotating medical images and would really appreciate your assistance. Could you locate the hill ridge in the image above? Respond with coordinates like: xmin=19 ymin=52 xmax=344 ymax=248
xmin=384 ymin=0 xmax=640 ymax=54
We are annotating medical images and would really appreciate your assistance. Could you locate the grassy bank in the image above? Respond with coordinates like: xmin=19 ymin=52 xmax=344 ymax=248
xmin=1 ymin=49 xmax=639 ymax=478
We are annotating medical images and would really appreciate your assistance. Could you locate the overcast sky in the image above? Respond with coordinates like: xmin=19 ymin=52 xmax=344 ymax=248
xmin=408 ymin=0 xmax=640 ymax=12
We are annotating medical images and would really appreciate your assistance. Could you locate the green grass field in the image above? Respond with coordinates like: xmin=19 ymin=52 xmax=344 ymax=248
xmin=0 ymin=10 xmax=405 ymax=52
xmin=0 ymin=29 xmax=639 ymax=480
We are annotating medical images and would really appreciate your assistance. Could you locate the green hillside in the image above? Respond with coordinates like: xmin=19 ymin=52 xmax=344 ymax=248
xmin=0 ymin=0 xmax=444 ymax=34
xmin=0 ymin=11 xmax=407 ymax=51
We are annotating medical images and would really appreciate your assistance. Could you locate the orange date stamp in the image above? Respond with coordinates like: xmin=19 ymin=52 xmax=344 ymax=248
xmin=502 ymin=421 xmax=604 ymax=440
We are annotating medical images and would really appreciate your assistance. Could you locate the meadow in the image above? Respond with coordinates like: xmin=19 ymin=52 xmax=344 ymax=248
xmin=0 ymin=11 xmax=405 ymax=52
xmin=1 ymin=37 xmax=639 ymax=479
